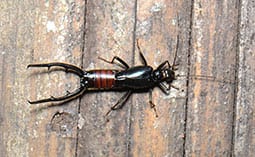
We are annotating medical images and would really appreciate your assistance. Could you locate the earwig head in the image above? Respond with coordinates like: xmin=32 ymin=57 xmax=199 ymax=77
xmin=153 ymin=61 xmax=178 ymax=94
xmin=162 ymin=68 xmax=176 ymax=83
xmin=153 ymin=68 xmax=175 ymax=83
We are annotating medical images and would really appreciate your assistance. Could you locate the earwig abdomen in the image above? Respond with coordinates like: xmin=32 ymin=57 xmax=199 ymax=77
xmin=86 ymin=70 xmax=117 ymax=89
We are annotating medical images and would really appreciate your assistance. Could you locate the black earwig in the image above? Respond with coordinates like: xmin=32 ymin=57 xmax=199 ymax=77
xmin=27 ymin=40 xmax=180 ymax=117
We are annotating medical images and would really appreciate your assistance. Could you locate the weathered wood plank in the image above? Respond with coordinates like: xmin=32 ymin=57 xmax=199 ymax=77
xmin=234 ymin=0 xmax=255 ymax=156
xmin=26 ymin=1 xmax=85 ymax=157
xmin=0 ymin=1 xmax=37 ymax=156
xmin=185 ymin=0 xmax=239 ymax=156
xmin=2 ymin=0 xmax=255 ymax=157
xmin=130 ymin=0 xmax=192 ymax=156
xmin=77 ymin=1 xmax=136 ymax=156
xmin=0 ymin=0 xmax=84 ymax=156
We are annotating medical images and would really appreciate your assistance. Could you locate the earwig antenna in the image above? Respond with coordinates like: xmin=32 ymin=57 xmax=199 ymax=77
xmin=172 ymin=34 xmax=179 ymax=69
xmin=177 ymin=74 xmax=235 ymax=84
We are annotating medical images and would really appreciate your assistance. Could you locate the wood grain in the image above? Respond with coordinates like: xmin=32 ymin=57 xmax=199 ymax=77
xmin=130 ymin=0 xmax=192 ymax=156
xmin=1 ymin=0 xmax=85 ymax=156
xmin=234 ymin=0 xmax=255 ymax=156
xmin=27 ymin=0 xmax=85 ymax=156
xmin=77 ymin=1 xmax=136 ymax=156
xmin=0 ymin=0 xmax=254 ymax=157
xmin=185 ymin=0 xmax=239 ymax=156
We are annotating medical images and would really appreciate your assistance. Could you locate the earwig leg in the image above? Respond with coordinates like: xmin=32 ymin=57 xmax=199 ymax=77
xmin=170 ymin=84 xmax=179 ymax=90
xmin=28 ymin=87 xmax=86 ymax=104
xmin=136 ymin=39 xmax=147 ymax=66
xmin=159 ymin=82 xmax=170 ymax=95
xmin=156 ymin=61 xmax=171 ymax=71
xmin=98 ymin=56 xmax=129 ymax=69
xmin=149 ymin=89 xmax=158 ymax=117
xmin=158 ymin=82 xmax=179 ymax=95
xmin=27 ymin=62 xmax=84 ymax=76
xmin=155 ymin=59 xmax=178 ymax=71
xmin=105 ymin=91 xmax=132 ymax=117
xmin=172 ymin=64 xmax=179 ymax=70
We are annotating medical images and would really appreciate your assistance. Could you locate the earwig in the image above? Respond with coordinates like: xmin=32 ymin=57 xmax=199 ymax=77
xmin=28 ymin=39 xmax=220 ymax=117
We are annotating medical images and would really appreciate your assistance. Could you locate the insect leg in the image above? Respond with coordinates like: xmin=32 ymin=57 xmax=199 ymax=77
xmin=170 ymin=84 xmax=179 ymax=90
xmin=158 ymin=82 xmax=179 ymax=94
xmin=105 ymin=91 xmax=132 ymax=116
xmin=158 ymin=82 xmax=170 ymax=95
xmin=149 ymin=89 xmax=158 ymax=117
xmin=136 ymin=39 xmax=147 ymax=66
xmin=98 ymin=56 xmax=129 ymax=69
xmin=156 ymin=60 xmax=171 ymax=71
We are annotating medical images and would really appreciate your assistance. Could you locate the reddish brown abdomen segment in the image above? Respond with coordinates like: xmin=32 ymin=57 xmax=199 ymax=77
xmin=87 ymin=70 xmax=116 ymax=89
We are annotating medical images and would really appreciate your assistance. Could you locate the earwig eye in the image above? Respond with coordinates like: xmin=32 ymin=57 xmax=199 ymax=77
xmin=164 ymin=69 xmax=175 ymax=83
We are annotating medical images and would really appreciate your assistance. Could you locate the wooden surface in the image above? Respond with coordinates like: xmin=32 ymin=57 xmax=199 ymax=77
xmin=0 ymin=0 xmax=254 ymax=157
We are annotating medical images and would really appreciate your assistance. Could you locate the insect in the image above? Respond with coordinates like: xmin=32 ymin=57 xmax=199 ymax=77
xmin=28 ymin=40 xmax=180 ymax=117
